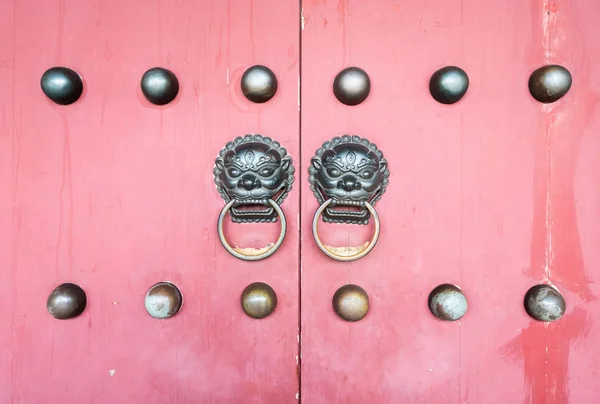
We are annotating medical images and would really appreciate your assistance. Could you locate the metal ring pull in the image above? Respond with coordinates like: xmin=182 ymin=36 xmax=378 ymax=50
xmin=308 ymin=135 xmax=389 ymax=261
xmin=312 ymin=199 xmax=380 ymax=261
xmin=213 ymin=134 xmax=295 ymax=261
xmin=218 ymin=198 xmax=287 ymax=261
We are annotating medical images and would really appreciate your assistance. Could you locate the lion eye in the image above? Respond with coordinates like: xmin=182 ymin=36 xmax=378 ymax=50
xmin=227 ymin=168 xmax=241 ymax=177
xmin=326 ymin=167 xmax=341 ymax=177
xmin=360 ymin=170 xmax=374 ymax=179
xmin=259 ymin=167 xmax=275 ymax=176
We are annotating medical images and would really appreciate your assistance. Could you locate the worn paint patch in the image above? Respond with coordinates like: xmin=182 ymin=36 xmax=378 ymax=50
xmin=233 ymin=243 xmax=275 ymax=256
xmin=323 ymin=241 xmax=369 ymax=256
xmin=501 ymin=307 xmax=591 ymax=403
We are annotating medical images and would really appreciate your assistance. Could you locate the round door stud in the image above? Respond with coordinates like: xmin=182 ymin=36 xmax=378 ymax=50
xmin=141 ymin=67 xmax=179 ymax=105
xmin=429 ymin=66 xmax=469 ymax=105
xmin=241 ymin=282 xmax=278 ymax=319
xmin=47 ymin=283 xmax=87 ymax=320
xmin=428 ymin=284 xmax=467 ymax=321
xmin=241 ymin=65 xmax=278 ymax=103
xmin=528 ymin=65 xmax=572 ymax=104
xmin=145 ymin=282 xmax=183 ymax=319
xmin=524 ymin=284 xmax=566 ymax=322
xmin=333 ymin=67 xmax=371 ymax=106
xmin=40 ymin=66 xmax=83 ymax=105
xmin=332 ymin=284 xmax=369 ymax=322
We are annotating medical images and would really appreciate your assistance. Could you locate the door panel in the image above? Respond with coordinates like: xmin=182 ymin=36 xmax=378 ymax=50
xmin=0 ymin=1 xmax=299 ymax=402
xmin=300 ymin=0 xmax=600 ymax=403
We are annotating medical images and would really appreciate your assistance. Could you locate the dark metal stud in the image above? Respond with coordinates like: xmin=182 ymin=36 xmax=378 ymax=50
xmin=40 ymin=67 xmax=83 ymax=105
xmin=332 ymin=284 xmax=369 ymax=322
xmin=144 ymin=282 xmax=183 ymax=319
xmin=528 ymin=65 xmax=572 ymax=103
xmin=141 ymin=67 xmax=179 ymax=105
xmin=333 ymin=67 xmax=371 ymax=106
xmin=524 ymin=284 xmax=566 ymax=322
xmin=428 ymin=284 xmax=467 ymax=321
xmin=47 ymin=283 xmax=87 ymax=320
xmin=429 ymin=66 xmax=469 ymax=104
xmin=241 ymin=282 xmax=277 ymax=319
xmin=241 ymin=65 xmax=278 ymax=103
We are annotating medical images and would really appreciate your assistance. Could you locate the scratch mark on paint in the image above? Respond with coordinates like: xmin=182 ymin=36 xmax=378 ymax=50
xmin=55 ymin=0 xmax=65 ymax=64
xmin=501 ymin=307 xmax=591 ymax=403
xmin=56 ymin=115 xmax=74 ymax=275
xmin=541 ymin=0 xmax=557 ymax=60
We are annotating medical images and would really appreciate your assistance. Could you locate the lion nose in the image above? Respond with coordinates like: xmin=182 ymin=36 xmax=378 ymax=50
xmin=239 ymin=174 xmax=261 ymax=191
xmin=338 ymin=175 xmax=361 ymax=192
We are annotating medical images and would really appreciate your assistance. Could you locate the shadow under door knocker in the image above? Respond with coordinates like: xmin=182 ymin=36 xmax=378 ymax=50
xmin=214 ymin=134 xmax=295 ymax=261
xmin=308 ymin=135 xmax=389 ymax=261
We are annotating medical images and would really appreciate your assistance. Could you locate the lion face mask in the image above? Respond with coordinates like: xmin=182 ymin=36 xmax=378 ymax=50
xmin=214 ymin=134 xmax=295 ymax=223
xmin=308 ymin=135 xmax=389 ymax=225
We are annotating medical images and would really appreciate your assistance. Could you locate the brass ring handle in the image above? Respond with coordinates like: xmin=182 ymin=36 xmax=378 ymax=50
xmin=312 ymin=199 xmax=380 ymax=261
xmin=217 ymin=199 xmax=287 ymax=261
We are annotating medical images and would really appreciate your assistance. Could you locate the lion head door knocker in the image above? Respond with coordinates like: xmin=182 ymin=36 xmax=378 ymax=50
xmin=308 ymin=135 xmax=389 ymax=261
xmin=214 ymin=134 xmax=295 ymax=261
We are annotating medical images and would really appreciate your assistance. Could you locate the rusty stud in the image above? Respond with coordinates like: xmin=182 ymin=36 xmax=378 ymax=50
xmin=332 ymin=284 xmax=369 ymax=322
xmin=528 ymin=65 xmax=572 ymax=103
xmin=428 ymin=284 xmax=467 ymax=321
xmin=524 ymin=284 xmax=566 ymax=322
xmin=141 ymin=67 xmax=179 ymax=105
xmin=241 ymin=282 xmax=278 ymax=319
xmin=47 ymin=283 xmax=87 ymax=320
xmin=429 ymin=66 xmax=469 ymax=105
xmin=145 ymin=282 xmax=183 ymax=319
xmin=40 ymin=66 xmax=83 ymax=105
xmin=333 ymin=67 xmax=371 ymax=106
xmin=241 ymin=65 xmax=278 ymax=103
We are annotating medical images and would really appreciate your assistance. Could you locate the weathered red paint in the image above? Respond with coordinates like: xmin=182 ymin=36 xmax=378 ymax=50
xmin=1 ymin=0 xmax=600 ymax=403
xmin=301 ymin=0 xmax=600 ymax=403
xmin=0 ymin=0 xmax=299 ymax=402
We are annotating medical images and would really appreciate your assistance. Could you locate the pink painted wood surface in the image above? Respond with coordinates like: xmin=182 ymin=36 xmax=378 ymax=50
xmin=0 ymin=1 xmax=299 ymax=402
xmin=300 ymin=0 xmax=600 ymax=403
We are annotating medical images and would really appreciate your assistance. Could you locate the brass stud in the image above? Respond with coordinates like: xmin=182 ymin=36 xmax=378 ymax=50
xmin=333 ymin=67 xmax=371 ymax=106
xmin=241 ymin=282 xmax=278 ymax=319
xmin=528 ymin=65 xmax=572 ymax=103
xmin=47 ymin=283 xmax=87 ymax=320
xmin=241 ymin=65 xmax=278 ymax=103
xmin=40 ymin=66 xmax=83 ymax=105
xmin=141 ymin=67 xmax=179 ymax=105
xmin=428 ymin=284 xmax=467 ymax=321
xmin=144 ymin=282 xmax=183 ymax=319
xmin=429 ymin=66 xmax=469 ymax=104
xmin=524 ymin=284 xmax=566 ymax=322
xmin=332 ymin=284 xmax=369 ymax=322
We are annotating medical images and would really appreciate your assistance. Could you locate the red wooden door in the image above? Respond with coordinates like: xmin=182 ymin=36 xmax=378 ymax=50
xmin=3 ymin=1 xmax=600 ymax=403
xmin=300 ymin=1 xmax=600 ymax=403
xmin=0 ymin=1 xmax=299 ymax=402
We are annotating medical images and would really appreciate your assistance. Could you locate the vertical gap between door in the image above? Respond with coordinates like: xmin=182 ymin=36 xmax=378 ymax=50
xmin=296 ymin=1 xmax=303 ymax=402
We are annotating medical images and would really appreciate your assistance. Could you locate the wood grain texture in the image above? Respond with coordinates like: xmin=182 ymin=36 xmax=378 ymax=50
xmin=300 ymin=0 xmax=600 ymax=403
xmin=0 ymin=0 xmax=299 ymax=402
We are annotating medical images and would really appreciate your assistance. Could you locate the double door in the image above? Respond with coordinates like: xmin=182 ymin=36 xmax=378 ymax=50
xmin=1 ymin=0 xmax=599 ymax=403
